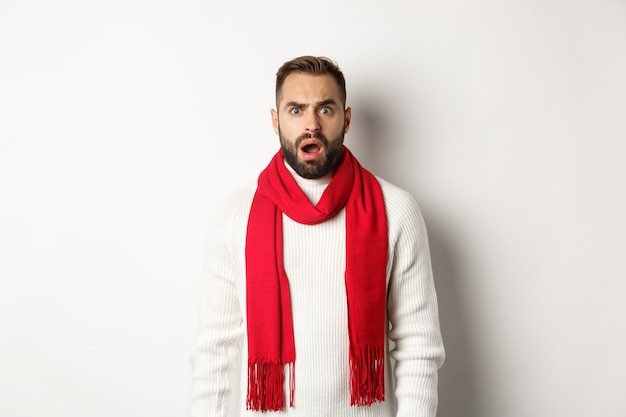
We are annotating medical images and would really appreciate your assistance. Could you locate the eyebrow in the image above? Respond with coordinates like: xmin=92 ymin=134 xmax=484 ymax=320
xmin=283 ymin=99 xmax=340 ymax=110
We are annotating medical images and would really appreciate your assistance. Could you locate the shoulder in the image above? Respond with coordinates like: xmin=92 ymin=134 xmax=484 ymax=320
xmin=216 ymin=183 xmax=256 ymax=217
xmin=376 ymin=177 xmax=429 ymax=241
xmin=376 ymin=177 xmax=421 ymax=218
xmin=209 ymin=183 xmax=256 ymax=240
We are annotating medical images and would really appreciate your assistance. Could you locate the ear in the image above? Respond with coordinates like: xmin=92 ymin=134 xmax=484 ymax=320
xmin=344 ymin=107 xmax=352 ymax=134
xmin=271 ymin=109 xmax=279 ymax=134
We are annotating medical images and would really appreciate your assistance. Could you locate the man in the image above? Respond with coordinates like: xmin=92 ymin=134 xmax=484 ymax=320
xmin=191 ymin=56 xmax=444 ymax=417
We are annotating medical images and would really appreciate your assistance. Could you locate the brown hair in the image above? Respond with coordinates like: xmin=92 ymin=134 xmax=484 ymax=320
xmin=275 ymin=56 xmax=347 ymax=106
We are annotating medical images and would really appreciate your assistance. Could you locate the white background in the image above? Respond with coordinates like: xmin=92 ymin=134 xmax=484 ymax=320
xmin=1 ymin=1 xmax=625 ymax=416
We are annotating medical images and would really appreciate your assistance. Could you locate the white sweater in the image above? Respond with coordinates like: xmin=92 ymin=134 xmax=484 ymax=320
xmin=190 ymin=169 xmax=445 ymax=417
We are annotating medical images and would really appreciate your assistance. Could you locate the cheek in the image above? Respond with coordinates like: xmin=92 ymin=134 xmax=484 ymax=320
xmin=277 ymin=122 xmax=296 ymax=141
xmin=278 ymin=116 xmax=295 ymax=132
xmin=278 ymin=122 xmax=292 ymax=135
xmin=326 ymin=119 xmax=346 ymax=136
xmin=280 ymin=119 xmax=303 ymax=136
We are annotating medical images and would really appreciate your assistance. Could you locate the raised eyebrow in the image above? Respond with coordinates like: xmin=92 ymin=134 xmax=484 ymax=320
xmin=283 ymin=99 xmax=339 ymax=110
xmin=284 ymin=101 xmax=306 ymax=110
xmin=317 ymin=99 xmax=339 ymax=108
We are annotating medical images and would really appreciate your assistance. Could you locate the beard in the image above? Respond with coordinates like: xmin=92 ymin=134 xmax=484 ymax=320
xmin=279 ymin=130 xmax=345 ymax=179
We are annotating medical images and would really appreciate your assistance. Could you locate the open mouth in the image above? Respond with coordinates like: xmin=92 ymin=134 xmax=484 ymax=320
xmin=302 ymin=143 xmax=321 ymax=153
xmin=299 ymin=138 xmax=324 ymax=159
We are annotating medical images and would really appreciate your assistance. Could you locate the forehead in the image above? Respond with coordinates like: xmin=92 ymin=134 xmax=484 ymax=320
xmin=278 ymin=73 xmax=343 ymax=106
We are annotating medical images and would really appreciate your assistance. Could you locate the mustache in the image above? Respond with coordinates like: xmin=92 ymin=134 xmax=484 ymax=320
xmin=296 ymin=132 xmax=328 ymax=147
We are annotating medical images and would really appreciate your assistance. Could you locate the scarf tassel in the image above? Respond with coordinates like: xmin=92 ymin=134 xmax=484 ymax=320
xmin=350 ymin=345 xmax=385 ymax=406
xmin=246 ymin=361 xmax=295 ymax=411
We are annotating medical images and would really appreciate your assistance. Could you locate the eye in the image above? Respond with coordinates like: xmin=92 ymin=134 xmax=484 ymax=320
xmin=319 ymin=107 xmax=332 ymax=115
xmin=289 ymin=108 xmax=301 ymax=115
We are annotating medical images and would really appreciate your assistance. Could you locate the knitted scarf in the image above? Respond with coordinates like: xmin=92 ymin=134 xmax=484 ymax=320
xmin=245 ymin=146 xmax=388 ymax=411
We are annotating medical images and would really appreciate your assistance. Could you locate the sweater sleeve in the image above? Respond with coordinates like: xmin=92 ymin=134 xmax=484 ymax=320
xmin=384 ymin=185 xmax=445 ymax=417
xmin=190 ymin=193 xmax=249 ymax=417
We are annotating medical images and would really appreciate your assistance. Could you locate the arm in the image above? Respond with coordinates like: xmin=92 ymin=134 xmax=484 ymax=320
xmin=386 ymin=190 xmax=445 ymax=417
xmin=190 ymin=198 xmax=246 ymax=417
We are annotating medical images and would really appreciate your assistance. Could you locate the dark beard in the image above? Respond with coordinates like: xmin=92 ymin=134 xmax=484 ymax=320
xmin=279 ymin=131 xmax=344 ymax=179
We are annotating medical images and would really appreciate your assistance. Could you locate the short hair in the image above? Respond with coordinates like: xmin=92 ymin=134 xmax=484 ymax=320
xmin=275 ymin=56 xmax=347 ymax=107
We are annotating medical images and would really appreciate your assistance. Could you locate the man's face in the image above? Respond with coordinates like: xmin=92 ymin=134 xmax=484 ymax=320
xmin=272 ymin=73 xmax=351 ymax=179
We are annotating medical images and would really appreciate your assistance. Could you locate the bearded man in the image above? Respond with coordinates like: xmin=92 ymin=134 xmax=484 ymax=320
xmin=191 ymin=56 xmax=445 ymax=417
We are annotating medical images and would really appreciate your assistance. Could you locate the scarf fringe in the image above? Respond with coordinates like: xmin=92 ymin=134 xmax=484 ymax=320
xmin=350 ymin=345 xmax=385 ymax=406
xmin=246 ymin=361 xmax=295 ymax=411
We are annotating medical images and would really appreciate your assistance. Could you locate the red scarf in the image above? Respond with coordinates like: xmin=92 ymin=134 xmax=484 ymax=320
xmin=245 ymin=146 xmax=388 ymax=411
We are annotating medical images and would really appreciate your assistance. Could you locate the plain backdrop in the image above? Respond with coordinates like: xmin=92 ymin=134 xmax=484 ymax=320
xmin=1 ymin=1 xmax=625 ymax=416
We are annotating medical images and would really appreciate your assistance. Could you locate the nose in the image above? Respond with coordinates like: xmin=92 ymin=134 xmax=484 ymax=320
xmin=304 ymin=111 xmax=320 ymax=133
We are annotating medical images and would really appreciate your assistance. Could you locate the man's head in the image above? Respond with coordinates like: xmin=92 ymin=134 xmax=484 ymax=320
xmin=271 ymin=56 xmax=351 ymax=179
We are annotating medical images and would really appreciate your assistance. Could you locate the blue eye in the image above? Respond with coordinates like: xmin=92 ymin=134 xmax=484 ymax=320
xmin=290 ymin=108 xmax=300 ymax=115
xmin=320 ymin=107 xmax=331 ymax=115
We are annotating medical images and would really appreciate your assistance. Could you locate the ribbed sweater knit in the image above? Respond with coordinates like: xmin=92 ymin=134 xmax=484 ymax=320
xmin=190 ymin=165 xmax=445 ymax=417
